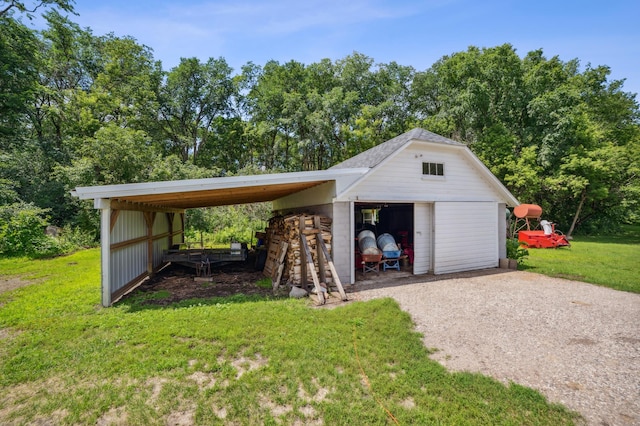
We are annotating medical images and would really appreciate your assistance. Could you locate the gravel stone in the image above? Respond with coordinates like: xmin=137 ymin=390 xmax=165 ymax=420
xmin=351 ymin=270 xmax=640 ymax=425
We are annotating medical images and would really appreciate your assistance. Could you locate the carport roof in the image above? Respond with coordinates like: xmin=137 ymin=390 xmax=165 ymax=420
xmin=72 ymin=168 xmax=369 ymax=210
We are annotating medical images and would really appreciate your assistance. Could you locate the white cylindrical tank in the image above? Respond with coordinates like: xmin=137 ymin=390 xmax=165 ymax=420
xmin=376 ymin=233 xmax=399 ymax=252
xmin=357 ymin=230 xmax=375 ymax=241
xmin=358 ymin=236 xmax=379 ymax=255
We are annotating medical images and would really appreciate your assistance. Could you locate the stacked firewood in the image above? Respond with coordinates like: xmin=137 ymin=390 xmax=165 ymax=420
xmin=263 ymin=213 xmax=334 ymax=288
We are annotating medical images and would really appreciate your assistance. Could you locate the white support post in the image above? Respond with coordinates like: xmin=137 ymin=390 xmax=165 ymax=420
xmin=349 ymin=201 xmax=355 ymax=285
xmin=95 ymin=198 xmax=112 ymax=307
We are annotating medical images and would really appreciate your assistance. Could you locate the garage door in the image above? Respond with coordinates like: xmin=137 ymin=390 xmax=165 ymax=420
xmin=413 ymin=203 xmax=432 ymax=275
xmin=433 ymin=202 xmax=498 ymax=274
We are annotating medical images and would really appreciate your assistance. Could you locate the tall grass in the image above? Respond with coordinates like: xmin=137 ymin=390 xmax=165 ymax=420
xmin=0 ymin=249 xmax=577 ymax=425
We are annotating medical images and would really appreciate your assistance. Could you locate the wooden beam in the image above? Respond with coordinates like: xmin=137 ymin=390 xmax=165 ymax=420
xmin=109 ymin=199 xmax=184 ymax=214
xmin=111 ymin=271 xmax=148 ymax=303
xmin=114 ymin=181 xmax=327 ymax=209
xmin=110 ymin=209 xmax=120 ymax=233
xmin=144 ymin=212 xmax=156 ymax=275
xmin=166 ymin=212 xmax=175 ymax=248
xmin=110 ymin=231 xmax=172 ymax=251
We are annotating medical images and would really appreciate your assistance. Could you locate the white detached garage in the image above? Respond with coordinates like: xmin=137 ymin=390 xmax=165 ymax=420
xmin=274 ymin=128 xmax=519 ymax=282
xmin=73 ymin=128 xmax=519 ymax=306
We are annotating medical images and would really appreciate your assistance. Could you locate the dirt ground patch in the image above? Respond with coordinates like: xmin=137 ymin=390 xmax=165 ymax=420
xmin=0 ymin=276 xmax=39 ymax=295
xmin=120 ymin=258 xmax=273 ymax=306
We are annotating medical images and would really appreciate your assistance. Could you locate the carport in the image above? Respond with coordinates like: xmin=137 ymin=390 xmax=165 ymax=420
xmin=72 ymin=169 xmax=368 ymax=306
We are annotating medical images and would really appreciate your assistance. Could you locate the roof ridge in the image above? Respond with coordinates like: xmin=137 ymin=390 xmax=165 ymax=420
xmin=330 ymin=128 xmax=464 ymax=170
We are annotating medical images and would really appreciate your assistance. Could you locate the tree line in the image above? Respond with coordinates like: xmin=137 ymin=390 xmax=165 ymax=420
xmin=1 ymin=2 xmax=639 ymax=255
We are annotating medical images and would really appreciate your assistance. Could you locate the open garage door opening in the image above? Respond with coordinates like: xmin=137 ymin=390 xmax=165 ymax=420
xmin=354 ymin=203 xmax=415 ymax=280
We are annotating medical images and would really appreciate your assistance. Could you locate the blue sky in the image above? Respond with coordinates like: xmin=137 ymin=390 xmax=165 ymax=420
xmin=28 ymin=0 xmax=640 ymax=97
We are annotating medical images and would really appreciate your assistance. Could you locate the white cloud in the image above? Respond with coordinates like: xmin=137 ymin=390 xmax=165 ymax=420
xmin=163 ymin=0 xmax=425 ymax=36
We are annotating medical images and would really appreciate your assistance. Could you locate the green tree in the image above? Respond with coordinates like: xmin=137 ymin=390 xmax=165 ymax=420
xmin=90 ymin=35 xmax=162 ymax=132
xmin=411 ymin=44 xmax=640 ymax=232
xmin=59 ymin=124 xmax=159 ymax=186
xmin=159 ymin=57 xmax=236 ymax=164
xmin=0 ymin=16 xmax=39 ymax=146
xmin=243 ymin=59 xmax=308 ymax=170
xmin=31 ymin=11 xmax=97 ymax=155
xmin=0 ymin=0 xmax=74 ymax=18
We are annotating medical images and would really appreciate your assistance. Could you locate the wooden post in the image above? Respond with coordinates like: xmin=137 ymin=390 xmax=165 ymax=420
xmin=314 ymin=216 xmax=327 ymax=286
xmin=166 ymin=212 xmax=174 ymax=248
xmin=301 ymin=230 xmax=325 ymax=305
xmin=317 ymin=234 xmax=348 ymax=301
xmin=144 ymin=212 xmax=156 ymax=275
xmin=272 ymin=241 xmax=288 ymax=292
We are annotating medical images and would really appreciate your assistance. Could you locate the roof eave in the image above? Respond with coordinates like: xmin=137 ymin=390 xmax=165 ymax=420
xmin=71 ymin=168 xmax=369 ymax=201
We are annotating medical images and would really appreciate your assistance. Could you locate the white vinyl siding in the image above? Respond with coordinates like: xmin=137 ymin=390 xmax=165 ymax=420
xmin=413 ymin=203 xmax=433 ymax=274
xmin=433 ymin=202 xmax=498 ymax=274
xmin=273 ymin=181 xmax=335 ymax=210
xmin=498 ymin=203 xmax=507 ymax=259
xmin=331 ymin=201 xmax=352 ymax=284
xmin=339 ymin=142 xmax=504 ymax=203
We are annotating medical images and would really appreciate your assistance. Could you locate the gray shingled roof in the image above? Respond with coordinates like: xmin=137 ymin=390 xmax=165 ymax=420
xmin=330 ymin=128 xmax=465 ymax=169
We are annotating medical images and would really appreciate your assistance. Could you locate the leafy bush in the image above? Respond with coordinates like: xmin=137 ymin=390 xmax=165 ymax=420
xmin=0 ymin=203 xmax=97 ymax=257
xmin=55 ymin=226 xmax=99 ymax=252
xmin=0 ymin=203 xmax=59 ymax=257
xmin=185 ymin=203 xmax=270 ymax=247
xmin=506 ymin=238 xmax=529 ymax=264
xmin=210 ymin=224 xmax=258 ymax=245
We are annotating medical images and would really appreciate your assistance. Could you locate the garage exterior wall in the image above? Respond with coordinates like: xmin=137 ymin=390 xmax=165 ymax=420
xmin=433 ymin=201 xmax=499 ymax=274
xmin=110 ymin=243 xmax=147 ymax=296
xmin=333 ymin=141 xmax=511 ymax=278
xmin=498 ymin=203 xmax=507 ymax=259
xmin=98 ymin=200 xmax=184 ymax=306
xmin=273 ymin=182 xmax=334 ymax=211
xmin=331 ymin=201 xmax=352 ymax=284
xmin=109 ymin=210 xmax=148 ymax=303
xmin=337 ymin=142 xmax=506 ymax=203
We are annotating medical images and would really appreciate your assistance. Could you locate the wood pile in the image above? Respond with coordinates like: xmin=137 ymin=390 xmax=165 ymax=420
xmin=263 ymin=213 xmax=346 ymax=303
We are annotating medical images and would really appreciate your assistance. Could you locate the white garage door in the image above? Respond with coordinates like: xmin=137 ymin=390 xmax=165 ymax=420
xmin=413 ymin=203 xmax=433 ymax=275
xmin=433 ymin=202 xmax=498 ymax=274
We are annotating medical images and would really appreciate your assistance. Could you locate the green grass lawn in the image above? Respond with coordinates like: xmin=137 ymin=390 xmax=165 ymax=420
xmin=0 ymin=249 xmax=578 ymax=425
xmin=522 ymin=225 xmax=640 ymax=293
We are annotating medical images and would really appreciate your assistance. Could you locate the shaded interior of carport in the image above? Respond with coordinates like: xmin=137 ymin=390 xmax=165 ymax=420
xmin=73 ymin=173 xmax=351 ymax=307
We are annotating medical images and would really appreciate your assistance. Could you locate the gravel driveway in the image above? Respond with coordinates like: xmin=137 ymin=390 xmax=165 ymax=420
xmin=351 ymin=270 xmax=640 ymax=425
